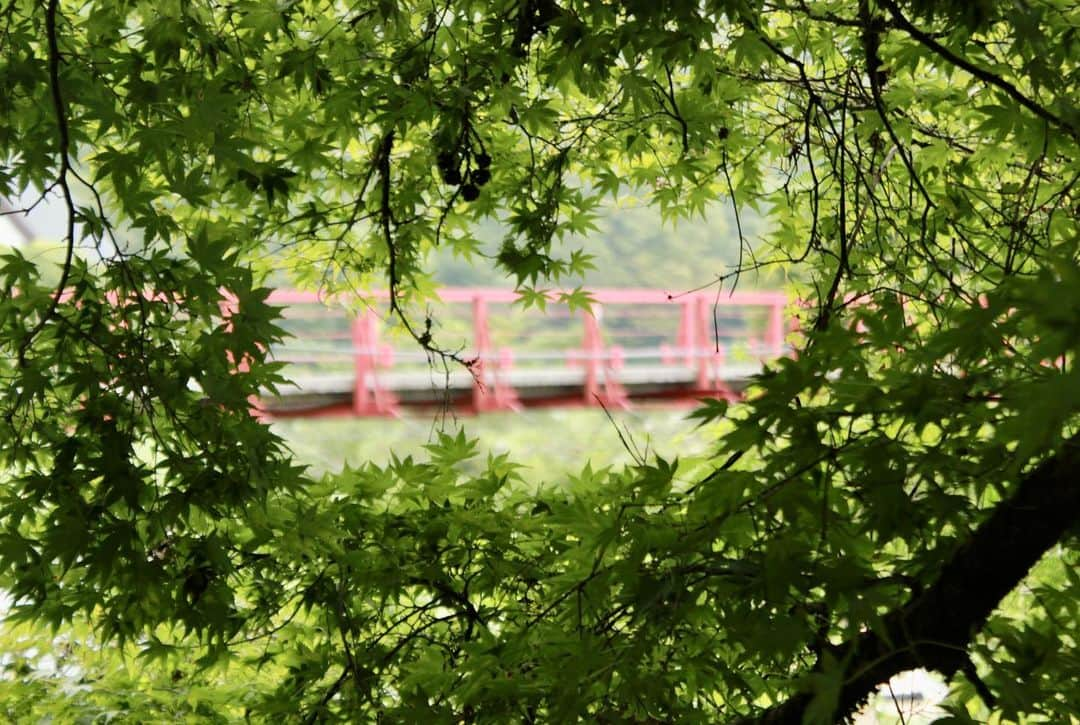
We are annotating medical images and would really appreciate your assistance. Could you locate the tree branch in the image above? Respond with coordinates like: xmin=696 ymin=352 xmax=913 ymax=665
xmin=303 ymin=668 xmax=348 ymax=725
xmin=879 ymin=0 xmax=1079 ymax=142
xmin=738 ymin=432 xmax=1080 ymax=724
xmin=375 ymin=129 xmax=479 ymax=376
xmin=18 ymin=0 xmax=75 ymax=366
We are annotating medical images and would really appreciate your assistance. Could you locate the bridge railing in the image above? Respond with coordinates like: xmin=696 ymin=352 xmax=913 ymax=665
xmin=265 ymin=288 xmax=791 ymax=416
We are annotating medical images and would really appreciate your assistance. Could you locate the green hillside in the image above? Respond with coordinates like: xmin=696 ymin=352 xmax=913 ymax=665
xmin=431 ymin=199 xmax=775 ymax=291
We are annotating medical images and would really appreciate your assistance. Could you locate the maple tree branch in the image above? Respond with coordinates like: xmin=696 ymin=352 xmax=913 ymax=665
xmin=303 ymin=668 xmax=348 ymax=725
xmin=374 ymin=129 xmax=479 ymax=385
xmin=738 ymin=432 xmax=1080 ymax=724
xmin=19 ymin=0 xmax=75 ymax=366
xmin=879 ymin=0 xmax=1079 ymax=142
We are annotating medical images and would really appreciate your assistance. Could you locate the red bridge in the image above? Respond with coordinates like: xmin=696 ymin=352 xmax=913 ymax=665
xmin=261 ymin=288 xmax=792 ymax=417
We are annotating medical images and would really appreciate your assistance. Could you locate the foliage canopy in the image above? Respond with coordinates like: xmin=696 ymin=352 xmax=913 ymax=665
xmin=1 ymin=0 xmax=1078 ymax=721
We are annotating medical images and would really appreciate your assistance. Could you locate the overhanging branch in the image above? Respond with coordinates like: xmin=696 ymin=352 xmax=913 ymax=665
xmin=738 ymin=432 xmax=1080 ymax=724
xmin=879 ymin=0 xmax=1079 ymax=142
xmin=374 ymin=129 xmax=479 ymax=377
xmin=18 ymin=0 xmax=76 ymax=366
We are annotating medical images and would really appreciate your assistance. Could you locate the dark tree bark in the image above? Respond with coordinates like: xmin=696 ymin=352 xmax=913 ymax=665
xmin=739 ymin=433 xmax=1080 ymax=724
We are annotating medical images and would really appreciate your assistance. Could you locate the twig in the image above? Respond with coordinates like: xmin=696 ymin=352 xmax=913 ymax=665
xmin=302 ymin=669 xmax=348 ymax=725
xmin=886 ymin=680 xmax=908 ymax=725
xmin=815 ymin=74 xmax=852 ymax=331
xmin=879 ymin=0 xmax=1079 ymax=142
xmin=684 ymin=449 xmax=745 ymax=495
xmin=961 ymin=656 xmax=997 ymax=709
xmin=595 ymin=395 xmax=645 ymax=466
xmin=654 ymin=65 xmax=689 ymax=154
xmin=18 ymin=0 xmax=75 ymax=367
xmin=718 ymin=148 xmax=745 ymax=298
xmin=375 ymin=129 xmax=479 ymax=375
xmin=335 ymin=580 xmax=363 ymax=693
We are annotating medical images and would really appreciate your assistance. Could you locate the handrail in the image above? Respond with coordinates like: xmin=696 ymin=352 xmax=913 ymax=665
xmin=265 ymin=287 xmax=788 ymax=307
xmin=263 ymin=287 xmax=794 ymax=416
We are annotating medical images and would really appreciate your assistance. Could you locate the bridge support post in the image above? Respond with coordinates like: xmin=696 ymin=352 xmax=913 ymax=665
xmin=677 ymin=300 xmax=696 ymax=367
xmin=219 ymin=293 xmax=268 ymax=419
xmin=352 ymin=310 xmax=397 ymax=416
xmin=472 ymin=297 xmax=520 ymax=412
xmin=493 ymin=348 xmax=522 ymax=411
xmin=766 ymin=297 xmax=786 ymax=357
xmin=604 ymin=345 xmax=630 ymax=409
xmin=472 ymin=297 xmax=490 ymax=412
xmin=694 ymin=295 xmax=738 ymax=401
xmin=694 ymin=295 xmax=711 ymax=390
xmin=581 ymin=309 xmax=629 ymax=408
xmin=712 ymin=343 xmax=738 ymax=402
xmin=583 ymin=308 xmax=603 ymax=405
